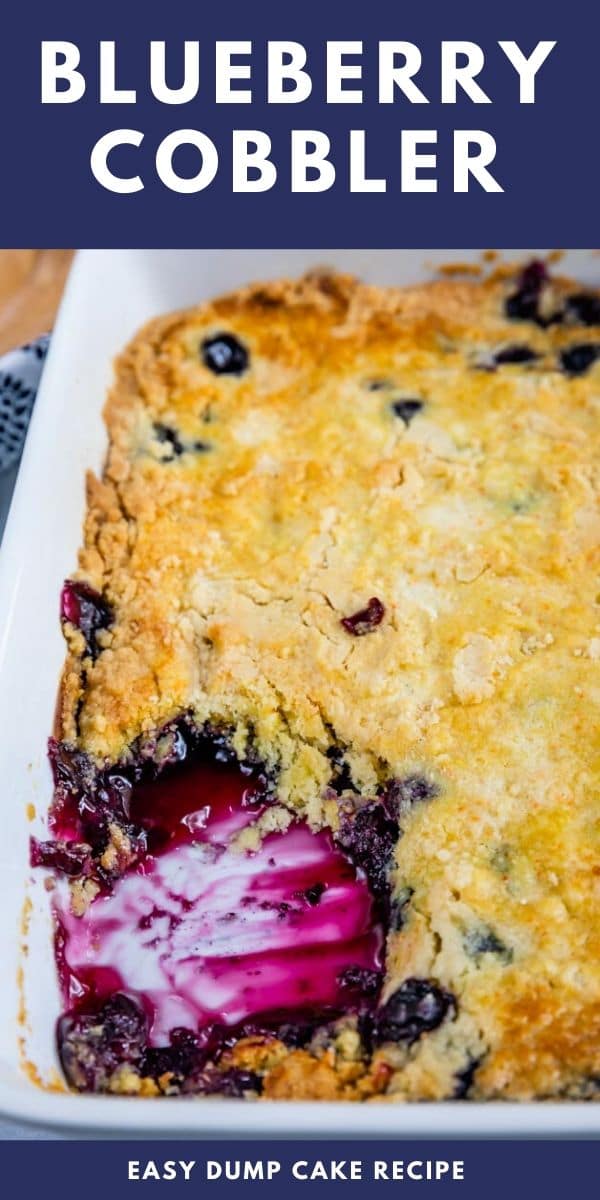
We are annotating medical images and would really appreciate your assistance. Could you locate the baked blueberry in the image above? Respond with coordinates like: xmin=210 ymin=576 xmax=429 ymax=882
xmin=276 ymin=1020 xmax=319 ymax=1049
xmin=60 ymin=580 xmax=113 ymax=660
xmin=391 ymin=398 xmax=424 ymax=425
xmin=304 ymin=882 xmax=325 ymax=905
xmin=389 ymin=885 xmax=414 ymax=931
xmin=47 ymin=737 xmax=98 ymax=799
xmin=340 ymin=597 xmax=385 ymax=636
xmin=454 ymin=1056 xmax=482 ymax=1099
xmin=566 ymin=293 xmax=600 ymax=327
xmin=464 ymin=924 xmax=512 ymax=963
xmin=201 ymin=332 xmax=249 ymax=375
xmin=371 ymin=977 xmax=456 ymax=1046
xmin=57 ymin=993 xmax=147 ymax=1091
xmin=505 ymin=260 xmax=550 ymax=325
xmin=365 ymin=378 xmax=393 ymax=392
xmin=560 ymin=343 xmax=600 ymax=376
xmin=154 ymin=423 xmax=184 ymax=459
xmin=387 ymin=774 xmax=439 ymax=816
xmin=215 ymin=1069 xmax=263 ymax=1097
xmin=142 ymin=1028 xmax=201 ymax=1083
xmin=493 ymin=345 xmax=539 ymax=365
xmin=185 ymin=1068 xmax=262 ymax=1097
xmin=326 ymin=746 xmax=356 ymax=794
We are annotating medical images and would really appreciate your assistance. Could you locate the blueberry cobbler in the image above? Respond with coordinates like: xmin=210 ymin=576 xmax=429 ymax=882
xmin=32 ymin=263 xmax=600 ymax=1101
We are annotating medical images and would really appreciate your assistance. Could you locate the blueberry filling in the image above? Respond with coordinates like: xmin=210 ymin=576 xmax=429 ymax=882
xmin=493 ymin=345 xmax=539 ymax=365
xmin=303 ymin=882 xmax=325 ymax=905
xmin=337 ymin=796 xmax=399 ymax=904
xmin=40 ymin=726 xmax=399 ymax=1095
xmin=391 ymin=399 xmax=424 ymax=426
xmin=38 ymin=715 xmax=449 ymax=1096
xmin=201 ymin=332 xmax=249 ymax=376
xmin=340 ymin=597 xmax=385 ymax=637
xmin=60 ymin=993 xmax=262 ymax=1095
xmin=57 ymin=993 xmax=147 ymax=1092
xmin=48 ymin=737 xmax=101 ymax=799
xmin=337 ymin=966 xmax=383 ymax=998
xmin=30 ymin=838 xmax=91 ymax=878
xmin=337 ymin=775 xmax=435 ymax=909
xmin=560 ymin=343 xmax=600 ymax=377
xmin=41 ymin=723 xmax=270 ymax=887
xmin=141 ymin=1027 xmax=211 ymax=1087
xmin=60 ymin=581 xmax=113 ymax=660
xmin=143 ymin=1029 xmax=263 ymax=1097
xmin=45 ymin=739 xmax=140 ymax=875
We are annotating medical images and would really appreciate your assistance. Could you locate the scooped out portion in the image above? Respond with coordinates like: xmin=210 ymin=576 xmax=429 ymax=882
xmin=41 ymin=740 xmax=394 ymax=1096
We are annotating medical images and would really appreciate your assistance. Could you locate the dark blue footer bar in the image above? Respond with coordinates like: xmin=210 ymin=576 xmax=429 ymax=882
xmin=0 ymin=1139 xmax=597 ymax=1197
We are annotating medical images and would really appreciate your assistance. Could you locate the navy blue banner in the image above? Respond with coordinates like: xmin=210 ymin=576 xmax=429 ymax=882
xmin=0 ymin=1140 xmax=598 ymax=1193
xmin=0 ymin=0 xmax=597 ymax=247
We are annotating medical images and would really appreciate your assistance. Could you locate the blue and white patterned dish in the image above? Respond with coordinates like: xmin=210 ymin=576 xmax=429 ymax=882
xmin=0 ymin=334 xmax=49 ymax=472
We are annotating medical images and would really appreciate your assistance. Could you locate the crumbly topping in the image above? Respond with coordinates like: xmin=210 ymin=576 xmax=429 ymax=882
xmin=57 ymin=266 xmax=600 ymax=1100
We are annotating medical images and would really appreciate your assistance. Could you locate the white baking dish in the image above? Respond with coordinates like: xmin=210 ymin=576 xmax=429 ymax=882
xmin=1 ymin=248 xmax=599 ymax=1137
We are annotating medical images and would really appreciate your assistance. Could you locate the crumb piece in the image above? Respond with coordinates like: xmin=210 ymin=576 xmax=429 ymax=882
xmin=452 ymin=634 xmax=513 ymax=704
xmin=521 ymin=632 xmax=554 ymax=655
xmin=70 ymin=877 xmax=100 ymax=916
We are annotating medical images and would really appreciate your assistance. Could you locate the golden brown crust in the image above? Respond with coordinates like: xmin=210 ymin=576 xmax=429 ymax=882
xmin=58 ymin=264 xmax=600 ymax=1100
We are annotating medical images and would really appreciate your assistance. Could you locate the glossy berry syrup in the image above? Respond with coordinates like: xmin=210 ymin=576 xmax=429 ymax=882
xmin=52 ymin=753 xmax=384 ymax=1050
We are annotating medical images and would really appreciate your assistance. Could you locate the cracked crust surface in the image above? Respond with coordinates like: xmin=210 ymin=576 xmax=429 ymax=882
xmin=58 ymin=266 xmax=600 ymax=1100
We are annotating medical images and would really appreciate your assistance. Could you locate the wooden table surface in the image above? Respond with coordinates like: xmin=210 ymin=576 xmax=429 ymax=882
xmin=0 ymin=250 xmax=74 ymax=355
